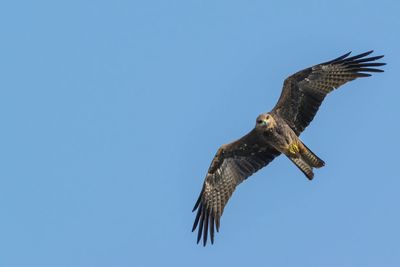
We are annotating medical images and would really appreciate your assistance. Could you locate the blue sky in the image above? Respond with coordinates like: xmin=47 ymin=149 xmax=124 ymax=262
xmin=0 ymin=0 xmax=399 ymax=266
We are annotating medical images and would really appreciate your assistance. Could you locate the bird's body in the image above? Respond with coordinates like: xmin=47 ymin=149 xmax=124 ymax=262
xmin=258 ymin=112 xmax=324 ymax=179
xmin=192 ymin=51 xmax=385 ymax=246
xmin=258 ymin=113 xmax=299 ymax=155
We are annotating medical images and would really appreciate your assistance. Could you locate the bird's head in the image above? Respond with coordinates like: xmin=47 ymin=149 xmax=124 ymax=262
xmin=256 ymin=113 xmax=276 ymax=130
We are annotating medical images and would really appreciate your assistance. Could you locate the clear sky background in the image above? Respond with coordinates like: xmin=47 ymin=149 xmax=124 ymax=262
xmin=0 ymin=0 xmax=399 ymax=266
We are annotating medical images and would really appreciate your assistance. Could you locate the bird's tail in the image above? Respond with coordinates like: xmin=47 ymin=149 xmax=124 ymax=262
xmin=300 ymin=142 xmax=325 ymax=168
xmin=288 ymin=141 xmax=325 ymax=180
xmin=289 ymin=156 xmax=315 ymax=180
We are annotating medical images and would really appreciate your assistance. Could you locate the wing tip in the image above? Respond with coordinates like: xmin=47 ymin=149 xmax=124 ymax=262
xmin=340 ymin=50 xmax=386 ymax=75
xmin=330 ymin=50 xmax=385 ymax=65
xmin=192 ymin=202 xmax=219 ymax=246
xmin=357 ymin=73 xmax=372 ymax=77
xmin=326 ymin=51 xmax=351 ymax=64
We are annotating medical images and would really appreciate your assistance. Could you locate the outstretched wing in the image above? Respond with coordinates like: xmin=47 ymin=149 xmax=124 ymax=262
xmin=192 ymin=129 xmax=280 ymax=246
xmin=272 ymin=51 xmax=385 ymax=135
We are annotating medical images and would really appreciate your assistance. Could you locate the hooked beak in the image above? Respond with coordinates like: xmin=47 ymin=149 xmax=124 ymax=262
xmin=261 ymin=119 xmax=269 ymax=126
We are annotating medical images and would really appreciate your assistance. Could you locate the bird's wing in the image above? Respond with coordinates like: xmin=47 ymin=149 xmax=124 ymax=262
xmin=272 ymin=51 xmax=385 ymax=135
xmin=192 ymin=129 xmax=280 ymax=246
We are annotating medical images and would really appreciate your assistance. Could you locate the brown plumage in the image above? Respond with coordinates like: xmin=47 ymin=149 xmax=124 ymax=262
xmin=272 ymin=51 xmax=385 ymax=135
xmin=192 ymin=51 xmax=385 ymax=246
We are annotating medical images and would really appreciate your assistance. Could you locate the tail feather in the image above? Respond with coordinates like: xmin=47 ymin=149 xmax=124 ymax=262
xmin=301 ymin=142 xmax=325 ymax=168
xmin=289 ymin=157 xmax=314 ymax=180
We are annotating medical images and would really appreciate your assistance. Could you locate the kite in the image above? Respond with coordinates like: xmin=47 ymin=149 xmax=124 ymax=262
xmin=192 ymin=51 xmax=385 ymax=246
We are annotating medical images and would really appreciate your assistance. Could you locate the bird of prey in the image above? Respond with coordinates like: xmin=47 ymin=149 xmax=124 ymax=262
xmin=192 ymin=51 xmax=385 ymax=246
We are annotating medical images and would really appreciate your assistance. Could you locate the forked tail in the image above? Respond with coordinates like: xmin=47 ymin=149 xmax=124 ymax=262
xmin=288 ymin=141 xmax=325 ymax=180
xmin=301 ymin=142 xmax=325 ymax=168
xmin=289 ymin=156 xmax=315 ymax=180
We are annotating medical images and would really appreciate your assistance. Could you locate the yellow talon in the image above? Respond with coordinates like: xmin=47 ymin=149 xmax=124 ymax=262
xmin=288 ymin=143 xmax=299 ymax=155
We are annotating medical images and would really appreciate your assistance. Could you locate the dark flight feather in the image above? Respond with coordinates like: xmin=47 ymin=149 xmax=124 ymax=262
xmin=272 ymin=51 xmax=385 ymax=134
xmin=192 ymin=129 xmax=280 ymax=246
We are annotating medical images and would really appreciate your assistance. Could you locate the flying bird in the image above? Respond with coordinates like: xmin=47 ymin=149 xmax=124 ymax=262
xmin=192 ymin=51 xmax=385 ymax=246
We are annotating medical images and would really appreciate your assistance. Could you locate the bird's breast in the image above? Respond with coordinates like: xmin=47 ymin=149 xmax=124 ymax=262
xmin=263 ymin=124 xmax=295 ymax=152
